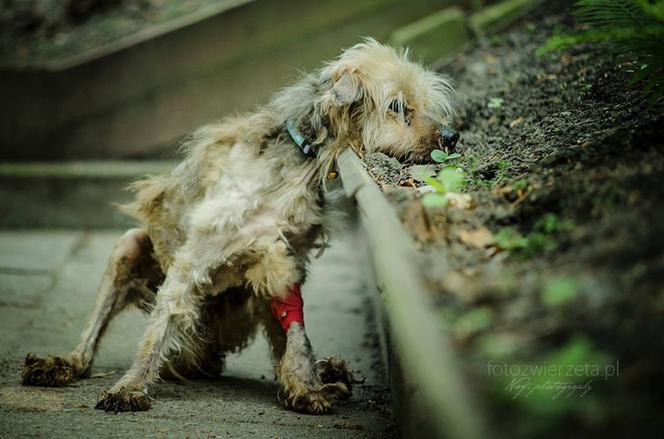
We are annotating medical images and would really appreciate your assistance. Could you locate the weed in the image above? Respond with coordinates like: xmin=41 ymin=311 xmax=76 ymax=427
xmin=454 ymin=307 xmax=494 ymax=338
xmin=512 ymin=178 xmax=529 ymax=192
xmin=539 ymin=0 xmax=664 ymax=104
xmin=421 ymin=167 xmax=466 ymax=208
xmin=495 ymin=213 xmax=574 ymax=258
xmin=463 ymin=153 xmax=492 ymax=189
xmin=430 ymin=149 xmax=462 ymax=163
xmin=487 ymin=97 xmax=505 ymax=108
xmin=464 ymin=153 xmax=481 ymax=173
xmin=542 ymin=277 xmax=580 ymax=306
xmin=491 ymin=336 xmax=610 ymax=434
xmin=491 ymin=159 xmax=512 ymax=186
xmin=495 ymin=228 xmax=530 ymax=250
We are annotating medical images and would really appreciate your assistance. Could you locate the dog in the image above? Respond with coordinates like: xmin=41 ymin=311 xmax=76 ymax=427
xmin=21 ymin=38 xmax=456 ymax=414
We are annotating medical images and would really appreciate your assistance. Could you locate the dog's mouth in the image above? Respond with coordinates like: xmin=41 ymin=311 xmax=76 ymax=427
xmin=389 ymin=128 xmax=461 ymax=165
xmin=402 ymin=127 xmax=461 ymax=165
xmin=403 ymin=145 xmax=453 ymax=165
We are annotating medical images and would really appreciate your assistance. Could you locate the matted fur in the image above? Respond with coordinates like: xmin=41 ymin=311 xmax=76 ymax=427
xmin=22 ymin=38 xmax=455 ymax=414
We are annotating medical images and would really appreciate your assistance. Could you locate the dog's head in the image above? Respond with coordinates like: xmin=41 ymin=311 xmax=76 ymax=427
xmin=317 ymin=38 xmax=456 ymax=163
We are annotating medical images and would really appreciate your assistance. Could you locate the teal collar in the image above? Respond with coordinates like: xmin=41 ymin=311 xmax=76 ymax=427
xmin=286 ymin=119 xmax=317 ymax=158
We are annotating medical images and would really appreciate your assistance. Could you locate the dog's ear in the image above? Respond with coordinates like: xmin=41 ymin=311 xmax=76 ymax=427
xmin=330 ymin=71 xmax=363 ymax=105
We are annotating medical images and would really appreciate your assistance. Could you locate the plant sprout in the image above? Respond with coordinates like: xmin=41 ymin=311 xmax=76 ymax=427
xmin=431 ymin=149 xmax=462 ymax=163
xmin=422 ymin=167 xmax=466 ymax=208
xmin=487 ymin=97 xmax=504 ymax=108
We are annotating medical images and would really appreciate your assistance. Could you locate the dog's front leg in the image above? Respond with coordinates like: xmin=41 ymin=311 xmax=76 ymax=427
xmin=95 ymin=260 xmax=205 ymax=412
xmin=271 ymin=284 xmax=350 ymax=414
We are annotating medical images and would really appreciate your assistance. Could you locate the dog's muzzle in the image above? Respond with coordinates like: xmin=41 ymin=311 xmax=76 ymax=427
xmin=440 ymin=127 xmax=460 ymax=152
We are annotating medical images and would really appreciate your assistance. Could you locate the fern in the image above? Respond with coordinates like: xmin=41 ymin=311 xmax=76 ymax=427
xmin=539 ymin=0 xmax=664 ymax=104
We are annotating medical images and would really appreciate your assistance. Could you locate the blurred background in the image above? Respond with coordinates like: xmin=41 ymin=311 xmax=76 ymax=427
xmin=3 ymin=0 xmax=462 ymax=161
xmin=0 ymin=0 xmax=483 ymax=228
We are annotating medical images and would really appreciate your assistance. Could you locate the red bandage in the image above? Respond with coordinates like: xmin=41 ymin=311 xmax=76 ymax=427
xmin=271 ymin=283 xmax=304 ymax=332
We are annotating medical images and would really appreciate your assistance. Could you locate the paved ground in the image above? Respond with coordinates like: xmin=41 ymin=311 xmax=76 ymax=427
xmin=0 ymin=222 xmax=394 ymax=438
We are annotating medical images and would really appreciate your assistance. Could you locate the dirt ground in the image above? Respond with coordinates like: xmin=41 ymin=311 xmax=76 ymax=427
xmin=0 ymin=221 xmax=395 ymax=438
xmin=365 ymin=3 xmax=663 ymax=438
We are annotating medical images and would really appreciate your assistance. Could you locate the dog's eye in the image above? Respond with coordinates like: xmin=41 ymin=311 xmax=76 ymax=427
xmin=388 ymin=99 xmax=413 ymax=126
xmin=388 ymin=99 xmax=402 ymax=114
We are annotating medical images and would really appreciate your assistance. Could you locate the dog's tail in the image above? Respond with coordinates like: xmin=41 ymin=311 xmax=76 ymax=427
xmin=114 ymin=175 xmax=171 ymax=223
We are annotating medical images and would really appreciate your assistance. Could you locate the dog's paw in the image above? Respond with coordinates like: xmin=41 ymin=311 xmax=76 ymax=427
xmin=315 ymin=357 xmax=358 ymax=399
xmin=95 ymin=388 xmax=151 ymax=412
xmin=21 ymin=353 xmax=75 ymax=387
xmin=320 ymin=381 xmax=351 ymax=401
xmin=278 ymin=387 xmax=334 ymax=414
xmin=278 ymin=378 xmax=352 ymax=414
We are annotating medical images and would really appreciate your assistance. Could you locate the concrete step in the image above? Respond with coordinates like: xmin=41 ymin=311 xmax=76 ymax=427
xmin=389 ymin=0 xmax=542 ymax=66
xmin=0 ymin=161 xmax=173 ymax=228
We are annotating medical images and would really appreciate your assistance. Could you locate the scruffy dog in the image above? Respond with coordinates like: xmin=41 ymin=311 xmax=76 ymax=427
xmin=21 ymin=39 xmax=455 ymax=414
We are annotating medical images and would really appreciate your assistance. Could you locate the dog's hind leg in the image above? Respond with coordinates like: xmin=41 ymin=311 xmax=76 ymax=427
xmin=22 ymin=228 xmax=163 ymax=387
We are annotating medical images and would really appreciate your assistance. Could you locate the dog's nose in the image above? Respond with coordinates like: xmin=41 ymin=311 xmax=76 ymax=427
xmin=440 ymin=127 xmax=460 ymax=151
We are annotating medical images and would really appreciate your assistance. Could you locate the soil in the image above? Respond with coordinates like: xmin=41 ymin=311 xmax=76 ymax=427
xmin=365 ymin=3 xmax=664 ymax=438
xmin=0 ymin=0 xmax=229 ymax=66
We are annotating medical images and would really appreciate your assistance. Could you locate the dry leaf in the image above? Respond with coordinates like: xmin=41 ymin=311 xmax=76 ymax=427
xmin=509 ymin=116 xmax=524 ymax=128
xmin=459 ymin=227 xmax=496 ymax=248
xmin=403 ymin=201 xmax=437 ymax=242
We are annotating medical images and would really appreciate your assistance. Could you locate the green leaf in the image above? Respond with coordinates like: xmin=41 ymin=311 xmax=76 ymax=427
xmin=487 ymin=97 xmax=504 ymax=108
xmin=535 ymin=213 xmax=560 ymax=234
xmin=512 ymin=178 xmax=530 ymax=191
xmin=542 ymin=277 xmax=579 ymax=306
xmin=422 ymin=193 xmax=448 ymax=208
xmin=431 ymin=150 xmax=462 ymax=163
xmin=489 ymin=336 xmax=611 ymax=428
xmin=430 ymin=149 xmax=448 ymax=163
xmin=437 ymin=167 xmax=465 ymax=192
xmin=454 ymin=307 xmax=494 ymax=336
xmin=523 ymin=233 xmax=558 ymax=256
xmin=423 ymin=175 xmax=445 ymax=193
xmin=537 ymin=0 xmax=664 ymax=104
xmin=495 ymin=228 xmax=529 ymax=250
xmin=534 ymin=213 xmax=574 ymax=234
xmin=476 ymin=333 xmax=519 ymax=359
